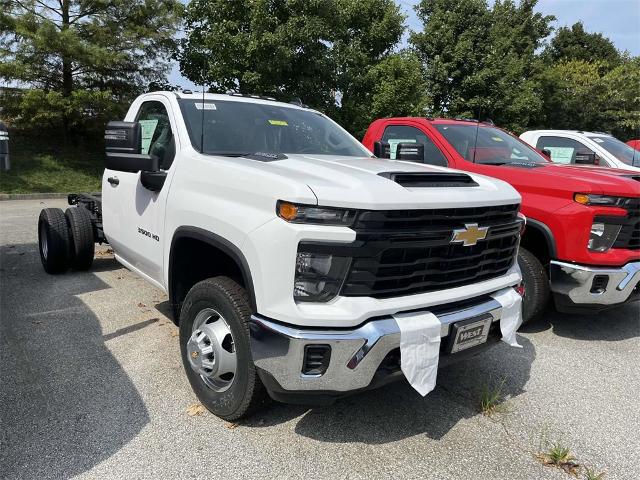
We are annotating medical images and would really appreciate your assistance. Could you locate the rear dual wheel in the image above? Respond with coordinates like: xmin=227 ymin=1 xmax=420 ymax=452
xmin=65 ymin=207 xmax=94 ymax=270
xmin=37 ymin=207 xmax=95 ymax=274
xmin=38 ymin=208 xmax=71 ymax=274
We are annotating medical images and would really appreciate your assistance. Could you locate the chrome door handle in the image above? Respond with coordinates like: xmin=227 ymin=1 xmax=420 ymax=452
xmin=108 ymin=176 xmax=119 ymax=186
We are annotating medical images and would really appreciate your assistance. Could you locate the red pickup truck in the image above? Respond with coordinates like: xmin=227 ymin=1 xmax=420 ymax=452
xmin=363 ymin=118 xmax=640 ymax=323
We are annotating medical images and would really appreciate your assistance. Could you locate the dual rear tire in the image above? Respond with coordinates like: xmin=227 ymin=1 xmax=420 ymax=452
xmin=38 ymin=207 xmax=94 ymax=274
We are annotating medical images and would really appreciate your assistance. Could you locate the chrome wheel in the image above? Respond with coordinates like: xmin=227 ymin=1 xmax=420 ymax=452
xmin=39 ymin=222 xmax=48 ymax=260
xmin=186 ymin=308 xmax=237 ymax=392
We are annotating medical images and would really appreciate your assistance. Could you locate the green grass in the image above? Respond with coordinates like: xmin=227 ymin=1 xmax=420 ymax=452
xmin=536 ymin=440 xmax=581 ymax=476
xmin=479 ymin=376 xmax=509 ymax=417
xmin=0 ymin=132 xmax=103 ymax=194
xmin=583 ymin=467 xmax=606 ymax=480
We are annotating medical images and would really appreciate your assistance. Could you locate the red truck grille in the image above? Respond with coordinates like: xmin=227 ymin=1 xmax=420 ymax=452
xmin=340 ymin=204 xmax=521 ymax=298
xmin=613 ymin=198 xmax=640 ymax=250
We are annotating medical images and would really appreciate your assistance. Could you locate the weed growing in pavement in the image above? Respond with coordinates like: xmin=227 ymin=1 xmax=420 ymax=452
xmin=583 ymin=467 xmax=606 ymax=480
xmin=536 ymin=440 xmax=581 ymax=476
xmin=479 ymin=376 xmax=509 ymax=417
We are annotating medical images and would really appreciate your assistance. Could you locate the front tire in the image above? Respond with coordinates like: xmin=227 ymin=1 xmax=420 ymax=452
xmin=517 ymin=247 xmax=550 ymax=324
xmin=38 ymin=208 xmax=70 ymax=274
xmin=179 ymin=277 xmax=268 ymax=420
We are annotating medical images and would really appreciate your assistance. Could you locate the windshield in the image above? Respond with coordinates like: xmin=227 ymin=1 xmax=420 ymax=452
xmin=590 ymin=136 xmax=636 ymax=165
xmin=435 ymin=124 xmax=548 ymax=165
xmin=178 ymin=99 xmax=368 ymax=157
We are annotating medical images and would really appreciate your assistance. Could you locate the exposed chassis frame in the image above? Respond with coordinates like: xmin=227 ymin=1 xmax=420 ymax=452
xmin=67 ymin=193 xmax=107 ymax=244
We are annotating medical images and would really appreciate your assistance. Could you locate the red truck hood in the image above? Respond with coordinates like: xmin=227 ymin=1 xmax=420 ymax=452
xmin=492 ymin=162 xmax=640 ymax=197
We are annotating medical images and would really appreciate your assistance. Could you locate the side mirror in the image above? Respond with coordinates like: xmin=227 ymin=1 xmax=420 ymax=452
xmin=373 ymin=141 xmax=391 ymax=158
xmin=541 ymin=148 xmax=552 ymax=159
xmin=105 ymin=121 xmax=159 ymax=173
xmin=574 ymin=150 xmax=598 ymax=165
xmin=396 ymin=143 xmax=424 ymax=162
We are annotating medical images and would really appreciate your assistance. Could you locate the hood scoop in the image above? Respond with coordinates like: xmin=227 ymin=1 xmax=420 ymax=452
xmin=378 ymin=171 xmax=479 ymax=188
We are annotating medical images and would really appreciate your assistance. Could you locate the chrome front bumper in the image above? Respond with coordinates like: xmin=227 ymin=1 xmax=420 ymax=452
xmin=550 ymin=260 xmax=640 ymax=306
xmin=249 ymin=296 xmax=503 ymax=393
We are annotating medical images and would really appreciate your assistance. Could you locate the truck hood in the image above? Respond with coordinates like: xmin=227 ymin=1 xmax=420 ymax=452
xmin=493 ymin=162 xmax=640 ymax=197
xmin=263 ymin=154 xmax=521 ymax=209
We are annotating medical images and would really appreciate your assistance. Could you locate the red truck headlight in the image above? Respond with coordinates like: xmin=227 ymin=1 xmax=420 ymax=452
xmin=574 ymin=193 xmax=625 ymax=207
xmin=588 ymin=222 xmax=622 ymax=252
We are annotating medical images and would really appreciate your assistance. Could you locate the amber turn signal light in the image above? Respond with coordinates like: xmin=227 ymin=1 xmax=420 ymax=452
xmin=574 ymin=193 xmax=589 ymax=205
xmin=278 ymin=202 xmax=298 ymax=221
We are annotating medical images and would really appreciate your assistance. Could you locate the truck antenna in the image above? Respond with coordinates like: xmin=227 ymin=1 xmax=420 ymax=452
xmin=633 ymin=126 xmax=638 ymax=167
xmin=471 ymin=106 xmax=481 ymax=163
xmin=200 ymin=65 xmax=206 ymax=154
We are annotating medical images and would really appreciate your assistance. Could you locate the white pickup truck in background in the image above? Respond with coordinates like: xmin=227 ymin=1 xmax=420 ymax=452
xmin=37 ymin=91 xmax=524 ymax=420
xmin=520 ymin=129 xmax=640 ymax=172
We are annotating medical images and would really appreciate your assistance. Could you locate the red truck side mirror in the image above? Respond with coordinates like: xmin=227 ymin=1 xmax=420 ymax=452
xmin=396 ymin=143 xmax=425 ymax=162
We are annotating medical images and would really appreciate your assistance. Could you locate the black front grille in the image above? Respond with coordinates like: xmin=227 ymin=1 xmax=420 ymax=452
xmin=612 ymin=197 xmax=640 ymax=250
xmin=341 ymin=204 xmax=521 ymax=298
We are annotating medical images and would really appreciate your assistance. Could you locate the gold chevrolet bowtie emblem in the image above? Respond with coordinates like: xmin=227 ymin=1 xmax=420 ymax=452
xmin=191 ymin=351 xmax=199 ymax=358
xmin=451 ymin=223 xmax=489 ymax=246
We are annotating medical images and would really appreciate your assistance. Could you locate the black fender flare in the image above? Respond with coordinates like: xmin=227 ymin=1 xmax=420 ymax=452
xmin=168 ymin=226 xmax=257 ymax=313
xmin=524 ymin=218 xmax=557 ymax=259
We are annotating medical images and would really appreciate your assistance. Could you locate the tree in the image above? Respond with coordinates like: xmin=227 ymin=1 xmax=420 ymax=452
xmin=602 ymin=57 xmax=640 ymax=139
xmin=538 ymin=57 xmax=640 ymax=140
xmin=545 ymin=22 xmax=622 ymax=66
xmin=179 ymin=0 xmax=339 ymax=109
xmin=366 ymin=52 xmax=429 ymax=122
xmin=410 ymin=0 xmax=553 ymax=132
xmin=325 ymin=0 xmax=406 ymax=136
xmin=179 ymin=0 xmax=411 ymax=136
xmin=0 ymin=0 xmax=183 ymax=135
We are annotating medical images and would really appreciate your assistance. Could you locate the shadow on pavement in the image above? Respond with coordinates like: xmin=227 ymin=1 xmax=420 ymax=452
xmin=243 ymin=336 xmax=535 ymax=444
xmin=0 ymin=243 xmax=149 ymax=480
xmin=520 ymin=302 xmax=640 ymax=342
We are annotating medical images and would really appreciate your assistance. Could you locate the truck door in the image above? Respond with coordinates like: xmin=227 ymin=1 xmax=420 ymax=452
xmin=102 ymin=97 xmax=178 ymax=288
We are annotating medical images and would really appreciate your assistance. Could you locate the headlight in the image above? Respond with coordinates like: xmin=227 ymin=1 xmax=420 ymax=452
xmin=294 ymin=251 xmax=351 ymax=302
xmin=588 ymin=222 xmax=622 ymax=252
xmin=277 ymin=201 xmax=356 ymax=226
xmin=574 ymin=194 xmax=625 ymax=207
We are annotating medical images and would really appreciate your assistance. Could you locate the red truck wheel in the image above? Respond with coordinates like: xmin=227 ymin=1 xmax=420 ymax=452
xmin=517 ymin=247 xmax=550 ymax=324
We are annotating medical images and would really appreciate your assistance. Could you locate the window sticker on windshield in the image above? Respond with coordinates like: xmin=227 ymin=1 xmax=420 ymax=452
xmin=268 ymin=120 xmax=288 ymax=126
xmin=593 ymin=138 xmax=604 ymax=143
xmin=491 ymin=137 xmax=503 ymax=142
xmin=387 ymin=138 xmax=416 ymax=159
xmin=194 ymin=102 xmax=216 ymax=110
xmin=138 ymin=119 xmax=158 ymax=154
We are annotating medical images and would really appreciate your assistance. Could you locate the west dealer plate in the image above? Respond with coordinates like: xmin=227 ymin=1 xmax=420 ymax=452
xmin=448 ymin=314 xmax=493 ymax=354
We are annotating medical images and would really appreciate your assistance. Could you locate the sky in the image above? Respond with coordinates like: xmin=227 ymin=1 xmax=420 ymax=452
xmin=169 ymin=0 xmax=640 ymax=90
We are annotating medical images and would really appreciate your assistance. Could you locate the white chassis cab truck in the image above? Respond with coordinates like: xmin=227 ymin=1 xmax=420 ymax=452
xmin=37 ymin=91 xmax=525 ymax=420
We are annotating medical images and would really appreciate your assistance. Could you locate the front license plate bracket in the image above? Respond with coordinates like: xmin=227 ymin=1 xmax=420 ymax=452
xmin=447 ymin=314 xmax=493 ymax=354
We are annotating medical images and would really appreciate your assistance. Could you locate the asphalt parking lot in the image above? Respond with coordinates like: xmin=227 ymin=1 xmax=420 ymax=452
xmin=1 ymin=198 xmax=638 ymax=480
